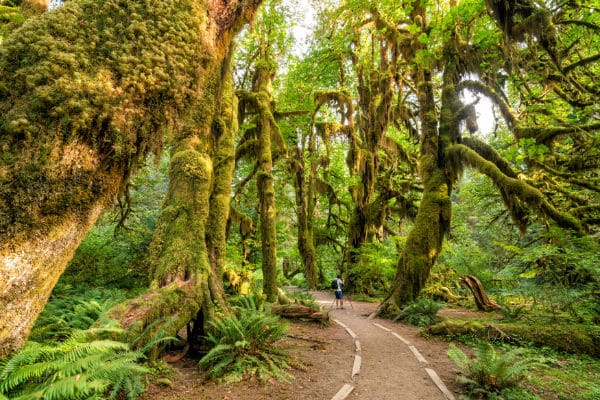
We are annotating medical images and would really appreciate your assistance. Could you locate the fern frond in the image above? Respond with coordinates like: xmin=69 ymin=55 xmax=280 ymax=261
xmin=200 ymin=309 xmax=291 ymax=383
xmin=18 ymin=376 xmax=107 ymax=400
xmin=448 ymin=341 xmax=538 ymax=396
xmin=0 ymin=329 xmax=148 ymax=400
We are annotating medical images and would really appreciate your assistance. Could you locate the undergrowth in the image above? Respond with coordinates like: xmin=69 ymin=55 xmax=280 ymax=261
xmin=448 ymin=342 xmax=541 ymax=399
xmin=0 ymin=284 xmax=176 ymax=399
xmin=395 ymin=297 xmax=443 ymax=327
xmin=30 ymin=285 xmax=129 ymax=343
xmin=199 ymin=309 xmax=292 ymax=384
xmin=0 ymin=328 xmax=149 ymax=400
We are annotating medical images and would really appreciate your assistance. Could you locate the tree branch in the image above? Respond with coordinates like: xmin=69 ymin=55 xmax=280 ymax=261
xmin=516 ymin=122 xmax=600 ymax=143
xmin=558 ymin=19 xmax=600 ymax=31
xmin=563 ymin=53 xmax=600 ymax=74
xmin=447 ymin=144 xmax=583 ymax=234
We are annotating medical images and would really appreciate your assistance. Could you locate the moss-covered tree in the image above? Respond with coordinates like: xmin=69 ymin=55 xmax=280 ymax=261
xmin=303 ymin=0 xmax=598 ymax=312
xmin=381 ymin=0 xmax=599 ymax=311
xmin=234 ymin=1 xmax=294 ymax=299
xmin=0 ymin=0 xmax=261 ymax=357
xmin=309 ymin=8 xmax=421 ymax=290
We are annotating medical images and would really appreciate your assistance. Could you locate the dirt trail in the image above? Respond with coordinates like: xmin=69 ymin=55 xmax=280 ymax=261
xmin=147 ymin=291 xmax=460 ymax=399
xmin=311 ymin=291 xmax=456 ymax=400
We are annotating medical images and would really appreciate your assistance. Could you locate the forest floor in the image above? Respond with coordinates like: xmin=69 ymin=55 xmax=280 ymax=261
xmin=146 ymin=290 xmax=466 ymax=400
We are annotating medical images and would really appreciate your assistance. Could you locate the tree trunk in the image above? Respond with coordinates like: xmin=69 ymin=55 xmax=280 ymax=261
xmin=384 ymin=4 xmax=453 ymax=311
xmin=0 ymin=0 xmax=261 ymax=357
xmin=118 ymin=53 xmax=245 ymax=349
xmin=0 ymin=199 xmax=108 ymax=358
xmin=291 ymin=145 xmax=319 ymax=288
xmin=207 ymin=53 xmax=238 ymax=285
xmin=257 ymin=107 xmax=278 ymax=302
xmin=254 ymin=65 xmax=279 ymax=302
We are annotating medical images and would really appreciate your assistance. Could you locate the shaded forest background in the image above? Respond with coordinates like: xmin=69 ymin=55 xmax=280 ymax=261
xmin=0 ymin=0 xmax=599 ymax=399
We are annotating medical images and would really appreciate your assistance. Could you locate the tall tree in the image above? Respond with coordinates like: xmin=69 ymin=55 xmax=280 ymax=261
xmin=277 ymin=41 xmax=353 ymax=288
xmin=309 ymin=6 xmax=421 ymax=289
xmin=234 ymin=0 xmax=293 ymax=299
xmin=0 ymin=0 xmax=261 ymax=357
xmin=382 ymin=0 xmax=599 ymax=310
xmin=306 ymin=0 xmax=598 ymax=310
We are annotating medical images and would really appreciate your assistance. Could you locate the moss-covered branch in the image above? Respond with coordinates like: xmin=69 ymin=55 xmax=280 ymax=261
xmin=461 ymin=137 xmax=529 ymax=230
xmin=563 ymin=53 xmax=600 ymax=74
xmin=516 ymin=122 xmax=600 ymax=143
xmin=447 ymin=144 xmax=583 ymax=234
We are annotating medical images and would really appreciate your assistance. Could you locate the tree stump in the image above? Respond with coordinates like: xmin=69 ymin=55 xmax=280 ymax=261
xmin=460 ymin=274 xmax=501 ymax=311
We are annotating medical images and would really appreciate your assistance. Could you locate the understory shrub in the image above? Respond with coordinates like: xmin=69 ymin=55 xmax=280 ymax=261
xmin=199 ymin=309 xmax=291 ymax=383
xmin=448 ymin=342 xmax=539 ymax=399
xmin=395 ymin=297 xmax=443 ymax=327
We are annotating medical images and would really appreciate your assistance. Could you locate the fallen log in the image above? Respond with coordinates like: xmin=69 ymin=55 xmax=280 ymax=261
xmin=271 ymin=304 xmax=330 ymax=323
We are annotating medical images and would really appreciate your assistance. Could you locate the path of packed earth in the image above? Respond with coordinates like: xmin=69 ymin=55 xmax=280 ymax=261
xmin=147 ymin=290 xmax=462 ymax=399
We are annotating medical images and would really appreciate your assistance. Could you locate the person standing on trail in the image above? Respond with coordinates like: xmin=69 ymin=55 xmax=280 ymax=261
xmin=333 ymin=275 xmax=344 ymax=309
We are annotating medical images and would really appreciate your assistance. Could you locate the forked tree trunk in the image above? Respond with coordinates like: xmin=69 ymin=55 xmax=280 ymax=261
xmin=0 ymin=0 xmax=261 ymax=357
xmin=113 ymin=55 xmax=245 ymax=348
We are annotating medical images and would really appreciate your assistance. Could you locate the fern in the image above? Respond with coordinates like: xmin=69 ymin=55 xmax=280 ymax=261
xmin=395 ymin=297 xmax=443 ymax=327
xmin=289 ymin=292 xmax=320 ymax=309
xmin=30 ymin=287 xmax=127 ymax=343
xmin=448 ymin=342 xmax=539 ymax=398
xmin=199 ymin=309 xmax=292 ymax=383
xmin=229 ymin=293 xmax=266 ymax=312
xmin=0 ymin=328 xmax=148 ymax=400
xmin=498 ymin=303 xmax=527 ymax=321
xmin=128 ymin=317 xmax=180 ymax=358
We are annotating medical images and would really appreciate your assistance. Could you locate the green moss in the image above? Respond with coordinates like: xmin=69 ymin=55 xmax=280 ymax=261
xmin=206 ymin=70 xmax=236 ymax=278
xmin=0 ymin=0 xmax=209 ymax=242
xmin=428 ymin=318 xmax=600 ymax=357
